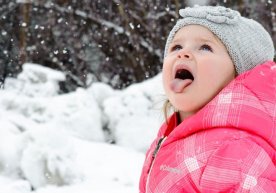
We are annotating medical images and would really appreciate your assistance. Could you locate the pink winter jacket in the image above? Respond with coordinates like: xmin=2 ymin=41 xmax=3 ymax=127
xmin=139 ymin=61 xmax=276 ymax=193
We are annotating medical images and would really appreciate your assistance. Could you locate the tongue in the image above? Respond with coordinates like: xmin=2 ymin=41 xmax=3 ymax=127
xmin=170 ymin=79 xmax=193 ymax=93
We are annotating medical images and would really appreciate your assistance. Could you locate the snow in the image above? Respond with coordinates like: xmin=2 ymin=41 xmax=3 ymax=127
xmin=0 ymin=63 xmax=164 ymax=192
xmin=4 ymin=63 xmax=65 ymax=97
xmin=187 ymin=0 xmax=209 ymax=6
xmin=16 ymin=0 xmax=32 ymax=3
xmin=102 ymin=75 xmax=164 ymax=151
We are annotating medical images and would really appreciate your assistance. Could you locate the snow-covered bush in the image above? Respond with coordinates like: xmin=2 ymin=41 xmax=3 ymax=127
xmin=21 ymin=129 xmax=83 ymax=189
xmin=0 ymin=176 xmax=31 ymax=193
xmin=0 ymin=118 xmax=24 ymax=178
xmin=0 ymin=63 xmax=164 ymax=192
xmin=103 ymin=74 xmax=164 ymax=152
xmin=1 ymin=64 xmax=105 ymax=142
xmin=87 ymin=82 xmax=117 ymax=107
xmin=42 ymin=88 xmax=104 ymax=141
xmin=4 ymin=63 xmax=65 ymax=97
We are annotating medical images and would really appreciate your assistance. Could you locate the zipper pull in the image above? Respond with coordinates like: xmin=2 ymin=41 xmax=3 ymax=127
xmin=152 ymin=137 xmax=165 ymax=158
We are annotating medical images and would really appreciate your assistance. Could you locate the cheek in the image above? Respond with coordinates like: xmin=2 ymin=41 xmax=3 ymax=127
xmin=162 ymin=67 xmax=170 ymax=92
xmin=200 ymin=60 xmax=234 ymax=82
xmin=216 ymin=61 xmax=235 ymax=85
xmin=162 ymin=59 xmax=173 ymax=86
xmin=198 ymin=61 xmax=235 ymax=93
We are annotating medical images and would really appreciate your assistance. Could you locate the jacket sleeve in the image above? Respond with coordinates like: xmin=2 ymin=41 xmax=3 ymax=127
xmin=200 ymin=138 xmax=276 ymax=192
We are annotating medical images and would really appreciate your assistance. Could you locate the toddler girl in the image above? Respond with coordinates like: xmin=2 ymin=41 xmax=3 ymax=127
xmin=139 ymin=5 xmax=276 ymax=193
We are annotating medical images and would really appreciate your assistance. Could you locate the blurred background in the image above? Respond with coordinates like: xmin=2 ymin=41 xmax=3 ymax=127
xmin=0 ymin=0 xmax=276 ymax=192
xmin=1 ymin=0 xmax=275 ymax=92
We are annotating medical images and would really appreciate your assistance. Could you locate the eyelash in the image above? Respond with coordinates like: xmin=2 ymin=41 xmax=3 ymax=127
xmin=170 ymin=45 xmax=182 ymax=52
xmin=170 ymin=44 xmax=213 ymax=52
xmin=200 ymin=44 xmax=213 ymax=52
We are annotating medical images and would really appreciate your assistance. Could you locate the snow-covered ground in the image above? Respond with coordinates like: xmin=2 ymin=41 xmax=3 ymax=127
xmin=0 ymin=63 xmax=165 ymax=193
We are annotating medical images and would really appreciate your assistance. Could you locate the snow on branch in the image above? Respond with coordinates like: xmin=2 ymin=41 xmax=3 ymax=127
xmin=51 ymin=4 xmax=127 ymax=35
xmin=16 ymin=0 xmax=32 ymax=3
xmin=50 ymin=3 xmax=161 ymax=57
xmin=147 ymin=10 xmax=176 ymax=20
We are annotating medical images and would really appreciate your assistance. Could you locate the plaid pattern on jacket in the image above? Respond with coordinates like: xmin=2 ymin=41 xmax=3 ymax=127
xmin=139 ymin=61 xmax=276 ymax=193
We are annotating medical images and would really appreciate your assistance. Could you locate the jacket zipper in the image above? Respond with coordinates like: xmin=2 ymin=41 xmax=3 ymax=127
xmin=145 ymin=136 xmax=166 ymax=193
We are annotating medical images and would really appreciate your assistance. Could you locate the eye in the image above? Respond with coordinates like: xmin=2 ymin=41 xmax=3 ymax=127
xmin=200 ymin=44 xmax=213 ymax=52
xmin=170 ymin=44 xmax=182 ymax=52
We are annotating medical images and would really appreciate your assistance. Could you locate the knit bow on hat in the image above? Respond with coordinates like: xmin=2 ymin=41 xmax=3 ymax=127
xmin=179 ymin=6 xmax=240 ymax=24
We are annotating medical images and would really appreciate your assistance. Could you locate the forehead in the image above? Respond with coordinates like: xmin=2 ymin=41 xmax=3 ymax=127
xmin=172 ymin=25 xmax=220 ymax=43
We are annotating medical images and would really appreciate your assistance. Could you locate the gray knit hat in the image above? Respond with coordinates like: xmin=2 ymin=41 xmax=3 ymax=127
xmin=164 ymin=5 xmax=275 ymax=75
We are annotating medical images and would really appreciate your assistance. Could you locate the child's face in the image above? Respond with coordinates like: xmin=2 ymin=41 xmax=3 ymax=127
xmin=163 ymin=25 xmax=235 ymax=120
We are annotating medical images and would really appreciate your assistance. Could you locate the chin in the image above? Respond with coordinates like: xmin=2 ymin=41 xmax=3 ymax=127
xmin=177 ymin=102 xmax=203 ymax=115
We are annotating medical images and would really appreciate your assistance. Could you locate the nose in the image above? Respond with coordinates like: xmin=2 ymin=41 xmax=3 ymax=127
xmin=177 ymin=49 xmax=192 ymax=59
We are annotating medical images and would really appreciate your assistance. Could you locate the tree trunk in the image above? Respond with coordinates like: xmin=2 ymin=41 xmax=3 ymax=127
xmin=19 ymin=1 xmax=31 ymax=65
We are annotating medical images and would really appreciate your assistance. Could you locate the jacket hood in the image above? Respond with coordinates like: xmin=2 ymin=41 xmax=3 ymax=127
xmin=162 ymin=61 xmax=276 ymax=150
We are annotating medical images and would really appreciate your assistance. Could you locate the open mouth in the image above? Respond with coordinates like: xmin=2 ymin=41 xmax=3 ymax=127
xmin=170 ymin=68 xmax=194 ymax=93
xmin=175 ymin=69 xmax=194 ymax=81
